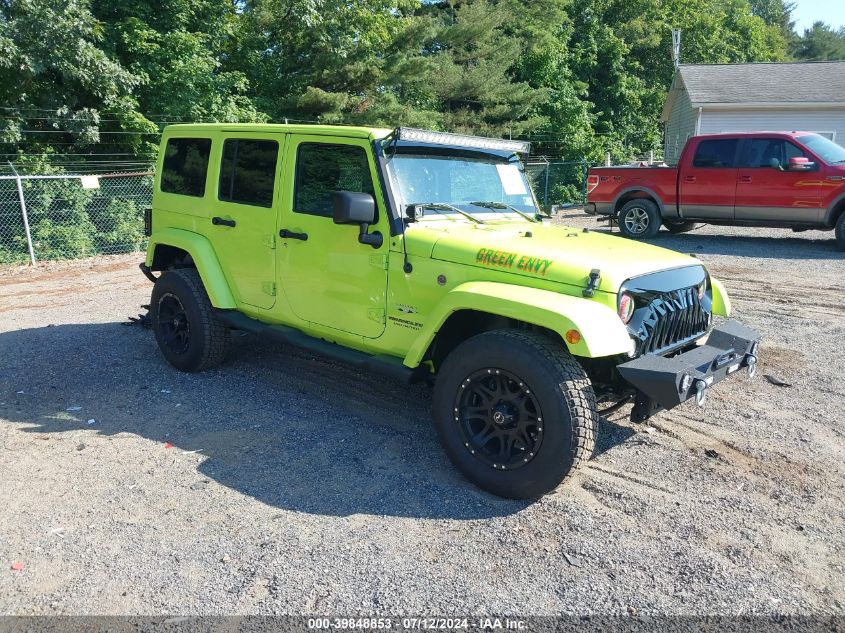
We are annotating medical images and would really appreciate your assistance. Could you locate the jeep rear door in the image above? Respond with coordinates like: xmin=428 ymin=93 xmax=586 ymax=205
xmin=277 ymin=135 xmax=388 ymax=339
xmin=734 ymin=136 xmax=823 ymax=223
xmin=207 ymin=132 xmax=283 ymax=310
xmin=679 ymin=138 xmax=740 ymax=220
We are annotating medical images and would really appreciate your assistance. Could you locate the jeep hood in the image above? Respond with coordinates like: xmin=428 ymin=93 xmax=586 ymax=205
xmin=414 ymin=221 xmax=700 ymax=294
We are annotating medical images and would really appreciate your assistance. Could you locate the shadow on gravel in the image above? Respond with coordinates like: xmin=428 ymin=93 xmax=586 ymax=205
xmin=1 ymin=322 xmax=634 ymax=519
xmin=590 ymin=226 xmax=842 ymax=260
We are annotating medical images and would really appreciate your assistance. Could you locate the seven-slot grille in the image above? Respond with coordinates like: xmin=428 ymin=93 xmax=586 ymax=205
xmin=635 ymin=286 xmax=710 ymax=355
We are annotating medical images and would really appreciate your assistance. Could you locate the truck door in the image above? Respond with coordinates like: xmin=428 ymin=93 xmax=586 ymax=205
xmin=277 ymin=135 xmax=388 ymax=339
xmin=206 ymin=133 xmax=282 ymax=310
xmin=679 ymin=138 xmax=740 ymax=220
xmin=735 ymin=137 xmax=823 ymax=223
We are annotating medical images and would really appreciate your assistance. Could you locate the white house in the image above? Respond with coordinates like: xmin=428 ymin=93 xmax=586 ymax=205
xmin=661 ymin=61 xmax=845 ymax=164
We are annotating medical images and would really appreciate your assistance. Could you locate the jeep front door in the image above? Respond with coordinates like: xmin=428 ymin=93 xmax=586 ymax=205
xmin=277 ymin=136 xmax=388 ymax=339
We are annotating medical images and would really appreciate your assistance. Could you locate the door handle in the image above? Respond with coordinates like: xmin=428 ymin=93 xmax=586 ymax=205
xmin=684 ymin=176 xmax=696 ymax=183
xmin=212 ymin=216 xmax=236 ymax=228
xmin=739 ymin=176 xmax=753 ymax=183
xmin=280 ymin=229 xmax=308 ymax=241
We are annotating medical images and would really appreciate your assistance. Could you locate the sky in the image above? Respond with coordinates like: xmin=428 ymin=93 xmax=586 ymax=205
xmin=791 ymin=0 xmax=845 ymax=32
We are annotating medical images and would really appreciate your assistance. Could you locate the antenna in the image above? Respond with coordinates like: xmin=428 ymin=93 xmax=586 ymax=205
xmin=672 ymin=29 xmax=682 ymax=71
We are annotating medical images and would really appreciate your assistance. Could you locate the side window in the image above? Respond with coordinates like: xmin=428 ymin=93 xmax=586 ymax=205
xmin=744 ymin=139 xmax=809 ymax=169
xmin=293 ymin=143 xmax=375 ymax=217
xmin=218 ymin=139 xmax=279 ymax=207
xmin=692 ymin=139 xmax=739 ymax=168
xmin=161 ymin=138 xmax=212 ymax=197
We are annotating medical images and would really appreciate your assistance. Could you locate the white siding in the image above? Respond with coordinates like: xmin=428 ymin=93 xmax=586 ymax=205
xmin=698 ymin=107 xmax=845 ymax=145
xmin=663 ymin=88 xmax=699 ymax=164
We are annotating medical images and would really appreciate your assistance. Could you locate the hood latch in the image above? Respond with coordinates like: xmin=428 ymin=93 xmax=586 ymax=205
xmin=583 ymin=269 xmax=601 ymax=297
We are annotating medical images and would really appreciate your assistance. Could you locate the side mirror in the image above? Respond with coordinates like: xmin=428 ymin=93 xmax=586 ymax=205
xmin=788 ymin=157 xmax=815 ymax=172
xmin=332 ymin=191 xmax=376 ymax=225
xmin=331 ymin=191 xmax=382 ymax=249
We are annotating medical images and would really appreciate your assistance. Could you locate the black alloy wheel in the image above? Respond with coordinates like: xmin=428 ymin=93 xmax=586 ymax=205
xmin=156 ymin=293 xmax=191 ymax=355
xmin=454 ymin=368 xmax=544 ymax=471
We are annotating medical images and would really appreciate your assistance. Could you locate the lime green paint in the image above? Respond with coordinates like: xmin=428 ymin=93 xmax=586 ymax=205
xmin=146 ymin=228 xmax=236 ymax=308
xmin=710 ymin=276 xmax=731 ymax=317
xmin=147 ymin=123 xmax=732 ymax=369
xmin=403 ymin=281 xmax=635 ymax=367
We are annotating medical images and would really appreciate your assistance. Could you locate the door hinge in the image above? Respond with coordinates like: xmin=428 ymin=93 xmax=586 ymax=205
xmin=369 ymin=254 xmax=388 ymax=270
xmin=262 ymin=233 xmax=276 ymax=249
xmin=262 ymin=281 xmax=276 ymax=296
xmin=367 ymin=308 xmax=386 ymax=324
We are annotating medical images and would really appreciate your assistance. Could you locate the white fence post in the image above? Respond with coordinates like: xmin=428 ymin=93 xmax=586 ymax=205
xmin=8 ymin=163 xmax=36 ymax=265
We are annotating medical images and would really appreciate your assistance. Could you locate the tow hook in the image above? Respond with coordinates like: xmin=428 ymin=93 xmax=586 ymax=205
xmin=694 ymin=379 xmax=708 ymax=407
xmin=746 ymin=354 xmax=758 ymax=379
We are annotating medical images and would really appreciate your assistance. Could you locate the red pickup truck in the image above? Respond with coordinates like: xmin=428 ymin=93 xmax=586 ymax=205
xmin=585 ymin=132 xmax=845 ymax=250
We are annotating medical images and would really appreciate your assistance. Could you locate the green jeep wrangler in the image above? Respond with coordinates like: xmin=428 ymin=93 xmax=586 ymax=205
xmin=141 ymin=124 xmax=760 ymax=499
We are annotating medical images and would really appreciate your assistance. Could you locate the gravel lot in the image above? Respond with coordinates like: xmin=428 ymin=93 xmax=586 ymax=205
xmin=0 ymin=215 xmax=843 ymax=618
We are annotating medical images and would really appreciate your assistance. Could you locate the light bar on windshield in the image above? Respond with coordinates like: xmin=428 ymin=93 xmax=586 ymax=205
xmin=395 ymin=127 xmax=531 ymax=154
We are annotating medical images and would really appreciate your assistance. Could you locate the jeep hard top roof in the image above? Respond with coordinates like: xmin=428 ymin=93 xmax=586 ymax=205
xmin=162 ymin=123 xmax=392 ymax=140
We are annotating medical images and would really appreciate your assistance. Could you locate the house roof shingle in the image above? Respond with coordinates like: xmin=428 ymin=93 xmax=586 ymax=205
xmin=678 ymin=61 xmax=845 ymax=105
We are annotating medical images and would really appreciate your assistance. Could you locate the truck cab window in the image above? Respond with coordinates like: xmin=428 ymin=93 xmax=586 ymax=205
xmin=293 ymin=144 xmax=375 ymax=217
xmin=692 ymin=139 xmax=739 ymax=168
xmin=744 ymin=139 xmax=808 ymax=169
xmin=160 ymin=138 xmax=212 ymax=197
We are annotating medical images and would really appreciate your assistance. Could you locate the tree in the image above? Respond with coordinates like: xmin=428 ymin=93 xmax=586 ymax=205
xmin=791 ymin=21 xmax=845 ymax=60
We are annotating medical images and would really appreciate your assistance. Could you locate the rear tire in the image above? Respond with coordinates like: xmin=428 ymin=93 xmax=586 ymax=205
xmin=150 ymin=268 xmax=231 ymax=372
xmin=617 ymin=199 xmax=661 ymax=239
xmin=432 ymin=330 xmax=597 ymax=499
xmin=663 ymin=219 xmax=700 ymax=234
xmin=835 ymin=212 xmax=845 ymax=251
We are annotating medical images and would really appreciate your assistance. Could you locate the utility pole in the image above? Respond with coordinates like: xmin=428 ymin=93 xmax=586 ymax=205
xmin=672 ymin=29 xmax=682 ymax=71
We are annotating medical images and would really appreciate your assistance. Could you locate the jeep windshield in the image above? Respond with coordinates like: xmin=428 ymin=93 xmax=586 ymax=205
xmin=384 ymin=145 xmax=539 ymax=223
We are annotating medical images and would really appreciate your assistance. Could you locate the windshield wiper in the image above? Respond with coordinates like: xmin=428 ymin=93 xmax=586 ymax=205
xmin=469 ymin=201 xmax=540 ymax=223
xmin=412 ymin=202 xmax=486 ymax=224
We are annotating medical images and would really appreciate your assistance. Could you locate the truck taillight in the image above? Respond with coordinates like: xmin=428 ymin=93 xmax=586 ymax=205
xmin=143 ymin=207 xmax=152 ymax=237
xmin=587 ymin=175 xmax=600 ymax=194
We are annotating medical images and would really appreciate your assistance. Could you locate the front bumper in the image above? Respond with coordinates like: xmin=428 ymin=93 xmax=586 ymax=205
xmin=617 ymin=320 xmax=761 ymax=422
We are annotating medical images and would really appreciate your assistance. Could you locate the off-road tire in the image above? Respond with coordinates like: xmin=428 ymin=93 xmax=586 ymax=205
xmin=663 ymin=219 xmax=700 ymax=234
xmin=835 ymin=212 xmax=845 ymax=251
xmin=432 ymin=330 xmax=598 ymax=499
xmin=617 ymin=199 xmax=661 ymax=239
xmin=150 ymin=268 xmax=231 ymax=372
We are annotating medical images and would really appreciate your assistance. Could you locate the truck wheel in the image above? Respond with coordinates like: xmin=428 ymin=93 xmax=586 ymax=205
xmin=432 ymin=330 xmax=597 ymax=499
xmin=150 ymin=268 xmax=231 ymax=372
xmin=618 ymin=199 xmax=660 ymax=239
xmin=663 ymin=219 xmax=700 ymax=234
xmin=836 ymin=212 xmax=845 ymax=251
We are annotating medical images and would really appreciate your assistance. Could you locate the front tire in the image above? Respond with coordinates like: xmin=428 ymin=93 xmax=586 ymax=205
xmin=150 ymin=268 xmax=231 ymax=372
xmin=618 ymin=199 xmax=661 ymax=239
xmin=432 ymin=330 xmax=598 ymax=499
xmin=836 ymin=212 xmax=845 ymax=251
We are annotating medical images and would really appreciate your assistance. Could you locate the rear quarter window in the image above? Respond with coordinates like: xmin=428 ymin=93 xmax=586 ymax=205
xmin=160 ymin=138 xmax=212 ymax=197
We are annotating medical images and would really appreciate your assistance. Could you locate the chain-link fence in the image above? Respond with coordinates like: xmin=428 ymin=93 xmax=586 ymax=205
xmin=524 ymin=160 xmax=588 ymax=210
xmin=0 ymin=171 xmax=153 ymax=265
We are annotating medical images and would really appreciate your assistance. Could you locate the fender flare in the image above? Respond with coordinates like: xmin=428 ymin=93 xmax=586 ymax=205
xmin=710 ymin=275 xmax=731 ymax=317
xmin=823 ymin=191 xmax=845 ymax=227
xmin=612 ymin=186 xmax=668 ymax=217
xmin=145 ymin=228 xmax=236 ymax=309
xmin=403 ymin=281 xmax=634 ymax=368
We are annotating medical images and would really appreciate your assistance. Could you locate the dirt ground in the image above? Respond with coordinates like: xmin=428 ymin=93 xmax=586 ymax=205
xmin=0 ymin=215 xmax=843 ymax=618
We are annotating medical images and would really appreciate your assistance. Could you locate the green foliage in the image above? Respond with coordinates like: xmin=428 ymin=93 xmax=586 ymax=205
xmin=0 ymin=0 xmax=814 ymax=175
xmin=791 ymin=22 xmax=845 ymax=60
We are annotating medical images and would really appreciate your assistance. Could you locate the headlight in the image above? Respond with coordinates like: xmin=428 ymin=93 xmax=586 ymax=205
xmin=697 ymin=279 xmax=706 ymax=301
xmin=618 ymin=292 xmax=635 ymax=324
